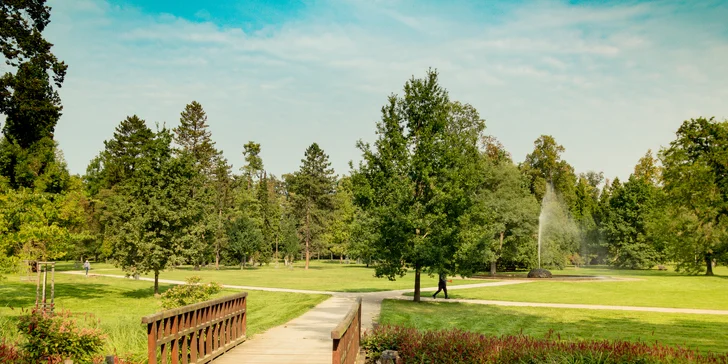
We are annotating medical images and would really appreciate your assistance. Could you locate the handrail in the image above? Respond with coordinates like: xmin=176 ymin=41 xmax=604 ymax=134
xmin=331 ymin=297 xmax=362 ymax=364
xmin=141 ymin=292 xmax=247 ymax=364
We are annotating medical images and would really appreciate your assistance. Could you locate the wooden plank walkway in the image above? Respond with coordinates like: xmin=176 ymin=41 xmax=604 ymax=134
xmin=212 ymin=296 xmax=356 ymax=363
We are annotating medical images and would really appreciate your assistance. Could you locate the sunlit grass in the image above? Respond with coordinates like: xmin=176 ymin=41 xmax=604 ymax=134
xmin=0 ymin=274 xmax=327 ymax=362
xmin=440 ymin=265 xmax=728 ymax=309
xmin=77 ymin=259 xmax=486 ymax=292
xmin=380 ymin=299 xmax=728 ymax=354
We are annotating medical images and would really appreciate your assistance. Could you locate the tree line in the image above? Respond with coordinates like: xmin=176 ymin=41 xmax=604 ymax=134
xmin=1 ymin=2 xmax=726 ymax=297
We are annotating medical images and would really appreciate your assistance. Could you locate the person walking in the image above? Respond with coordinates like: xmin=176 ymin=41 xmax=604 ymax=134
xmin=432 ymin=273 xmax=448 ymax=299
xmin=83 ymin=259 xmax=91 ymax=277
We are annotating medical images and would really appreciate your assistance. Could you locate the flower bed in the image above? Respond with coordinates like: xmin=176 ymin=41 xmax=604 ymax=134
xmin=362 ymin=325 xmax=728 ymax=364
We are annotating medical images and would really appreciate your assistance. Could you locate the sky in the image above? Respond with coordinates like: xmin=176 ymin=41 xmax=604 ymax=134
xmin=38 ymin=0 xmax=728 ymax=181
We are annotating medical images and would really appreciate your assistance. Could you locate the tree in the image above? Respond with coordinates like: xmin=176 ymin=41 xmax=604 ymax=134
xmin=0 ymin=1 xmax=68 ymax=190
xmin=574 ymin=172 xmax=605 ymax=264
xmin=601 ymin=175 xmax=662 ymax=269
xmin=104 ymin=125 xmax=202 ymax=294
xmin=225 ymin=214 xmax=264 ymax=269
xmin=173 ymin=101 xmax=219 ymax=172
xmin=1 ymin=0 xmax=67 ymax=148
xmin=659 ymin=117 xmax=728 ymax=275
xmin=242 ymin=141 xmax=263 ymax=187
xmin=100 ymin=115 xmax=155 ymax=188
xmin=287 ymin=143 xmax=336 ymax=269
xmin=352 ymin=69 xmax=484 ymax=301
xmin=458 ymin=152 xmax=539 ymax=276
xmin=324 ymin=176 xmax=356 ymax=262
xmin=520 ymin=135 xmax=578 ymax=211
xmin=210 ymin=156 xmax=235 ymax=269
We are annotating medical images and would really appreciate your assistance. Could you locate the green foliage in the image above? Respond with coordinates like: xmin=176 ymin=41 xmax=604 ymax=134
xmin=323 ymin=176 xmax=356 ymax=260
xmin=659 ymin=117 xmax=728 ymax=275
xmin=160 ymin=276 xmax=223 ymax=309
xmin=601 ymin=175 xmax=663 ymax=269
xmin=287 ymin=143 xmax=336 ymax=268
xmin=352 ymin=69 xmax=485 ymax=300
xmin=520 ymin=135 xmax=578 ymax=211
xmin=0 ymin=137 xmax=71 ymax=192
xmin=16 ymin=309 xmax=105 ymax=363
xmin=225 ymin=214 xmax=264 ymax=268
xmin=0 ymin=188 xmax=89 ymax=261
xmin=458 ymin=152 xmax=539 ymax=275
xmin=173 ymin=101 xmax=219 ymax=172
xmin=103 ymin=123 xmax=204 ymax=293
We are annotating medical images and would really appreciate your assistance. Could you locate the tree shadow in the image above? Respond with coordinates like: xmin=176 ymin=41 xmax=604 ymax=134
xmin=0 ymin=282 xmax=119 ymax=309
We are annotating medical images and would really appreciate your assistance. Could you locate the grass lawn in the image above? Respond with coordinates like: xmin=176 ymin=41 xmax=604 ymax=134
xmin=76 ymin=260 xmax=486 ymax=292
xmin=0 ymin=274 xmax=328 ymax=362
xmin=379 ymin=299 xmax=728 ymax=354
xmin=424 ymin=265 xmax=728 ymax=310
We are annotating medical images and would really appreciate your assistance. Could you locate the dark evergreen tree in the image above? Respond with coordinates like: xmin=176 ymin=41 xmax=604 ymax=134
xmin=287 ymin=143 xmax=336 ymax=270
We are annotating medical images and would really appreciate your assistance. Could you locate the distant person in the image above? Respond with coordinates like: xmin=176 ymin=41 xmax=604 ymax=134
xmin=432 ymin=273 xmax=448 ymax=299
xmin=83 ymin=260 xmax=90 ymax=277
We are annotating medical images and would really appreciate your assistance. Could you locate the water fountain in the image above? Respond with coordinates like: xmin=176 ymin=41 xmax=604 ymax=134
xmin=528 ymin=185 xmax=553 ymax=278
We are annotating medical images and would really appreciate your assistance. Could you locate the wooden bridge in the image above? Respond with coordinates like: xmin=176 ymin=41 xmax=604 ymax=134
xmin=141 ymin=293 xmax=362 ymax=364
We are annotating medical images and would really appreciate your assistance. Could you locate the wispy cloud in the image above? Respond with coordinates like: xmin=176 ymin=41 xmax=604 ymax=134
xmin=46 ymin=0 xmax=728 ymax=181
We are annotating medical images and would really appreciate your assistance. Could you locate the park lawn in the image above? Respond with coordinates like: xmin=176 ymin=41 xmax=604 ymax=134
xmin=432 ymin=265 xmax=728 ymax=310
xmin=379 ymin=299 xmax=728 ymax=354
xmin=0 ymin=274 xmax=328 ymax=362
xmin=79 ymin=260 xmax=486 ymax=292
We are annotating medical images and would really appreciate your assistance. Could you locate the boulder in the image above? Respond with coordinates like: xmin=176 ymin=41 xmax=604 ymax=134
xmin=527 ymin=268 xmax=552 ymax=278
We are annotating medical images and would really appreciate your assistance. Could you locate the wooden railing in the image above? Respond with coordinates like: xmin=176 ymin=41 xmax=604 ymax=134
xmin=331 ymin=297 xmax=362 ymax=364
xmin=141 ymin=292 xmax=247 ymax=364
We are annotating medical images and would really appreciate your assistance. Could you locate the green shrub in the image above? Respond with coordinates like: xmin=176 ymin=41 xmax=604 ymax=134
xmin=160 ymin=276 xmax=223 ymax=309
xmin=16 ymin=309 xmax=105 ymax=363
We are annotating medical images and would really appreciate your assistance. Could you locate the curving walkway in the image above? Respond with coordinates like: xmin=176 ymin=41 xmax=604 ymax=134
xmin=61 ymin=271 xmax=728 ymax=363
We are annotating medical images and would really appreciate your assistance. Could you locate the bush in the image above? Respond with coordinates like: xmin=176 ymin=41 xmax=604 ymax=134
xmin=0 ymin=339 xmax=22 ymax=363
xmin=160 ymin=276 xmax=223 ymax=309
xmin=16 ymin=308 xmax=106 ymax=363
xmin=362 ymin=325 xmax=728 ymax=364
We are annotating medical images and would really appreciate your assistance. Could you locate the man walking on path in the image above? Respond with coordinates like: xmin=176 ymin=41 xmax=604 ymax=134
xmin=83 ymin=260 xmax=90 ymax=277
xmin=432 ymin=273 xmax=448 ymax=299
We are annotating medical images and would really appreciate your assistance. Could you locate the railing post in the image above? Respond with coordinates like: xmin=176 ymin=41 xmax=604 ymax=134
xmin=142 ymin=292 xmax=248 ymax=364
xmin=331 ymin=297 xmax=362 ymax=364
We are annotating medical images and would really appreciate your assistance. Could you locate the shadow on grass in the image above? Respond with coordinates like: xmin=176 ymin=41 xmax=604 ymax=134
xmin=381 ymin=300 xmax=728 ymax=354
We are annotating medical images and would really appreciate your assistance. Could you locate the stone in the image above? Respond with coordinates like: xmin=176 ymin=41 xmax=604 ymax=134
xmin=377 ymin=350 xmax=400 ymax=364
xmin=527 ymin=268 xmax=552 ymax=278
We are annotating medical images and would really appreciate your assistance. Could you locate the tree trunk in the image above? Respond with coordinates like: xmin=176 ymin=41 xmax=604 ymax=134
xmin=413 ymin=266 xmax=421 ymax=302
xmin=491 ymin=231 xmax=504 ymax=277
xmin=305 ymin=205 xmax=310 ymax=270
xmin=154 ymin=271 xmax=159 ymax=295
xmin=705 ymin=253 xmax=714 ymax=276
xmin=216 ymin=208 xmax=222 ymax=270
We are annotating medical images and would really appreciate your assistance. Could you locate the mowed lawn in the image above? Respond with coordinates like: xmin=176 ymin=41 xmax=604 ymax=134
xmin=0 ymin=274 xmax=328 ymax=362
xmin=431 ymin=266 xmax=728 ymax=310
xmin=380 ymin=300 xmax=728 ymax=354
xmin=80 ymin=260 xmax=486 ymax=292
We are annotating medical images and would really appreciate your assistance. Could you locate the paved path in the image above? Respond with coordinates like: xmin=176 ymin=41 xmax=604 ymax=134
xmin=214 ymin=296 xmax=356 ymax=364
xmin=61 ymin=271 xmax=728 ymax=363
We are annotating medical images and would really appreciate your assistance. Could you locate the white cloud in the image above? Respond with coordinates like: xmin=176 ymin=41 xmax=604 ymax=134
xmin=45 ymin=0 xmax=728 ymax=182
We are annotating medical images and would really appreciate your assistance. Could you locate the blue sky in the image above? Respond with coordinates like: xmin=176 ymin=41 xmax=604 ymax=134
xmin=41 ymin=0 xmax=728 ymax=181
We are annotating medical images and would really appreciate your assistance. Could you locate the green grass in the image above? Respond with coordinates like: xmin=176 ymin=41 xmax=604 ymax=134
xmin=379 ymin=299 xmax=728 ymax=354
xmin=0 ymin=274 xmax=327 ymax=362
xmin=433 ymin=266 xmax=728 ymax=310
xmin=79 ymin=260 xmax=486 ymax=292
